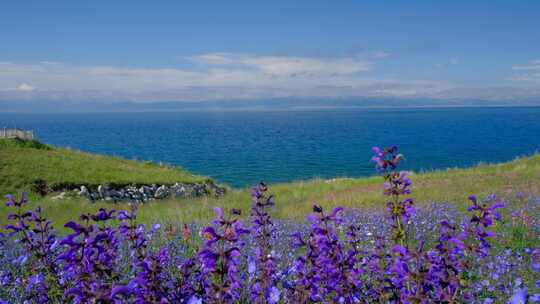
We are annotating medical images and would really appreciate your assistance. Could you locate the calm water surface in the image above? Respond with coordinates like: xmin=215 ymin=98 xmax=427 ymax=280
xmin=1 ymin=107 xmax=539 ymax=188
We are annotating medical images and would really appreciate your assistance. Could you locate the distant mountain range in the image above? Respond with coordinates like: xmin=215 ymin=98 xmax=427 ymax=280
xmin=1 ymin=97 xmax=540 ymax=112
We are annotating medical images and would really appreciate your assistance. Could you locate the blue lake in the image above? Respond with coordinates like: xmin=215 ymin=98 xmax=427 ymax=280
xmin=2 ymin=107 xmax=540 ymax=188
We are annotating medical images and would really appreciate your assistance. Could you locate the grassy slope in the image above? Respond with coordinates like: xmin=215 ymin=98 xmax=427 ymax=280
xmin=156 ymin=153 xmax=540 ymax=222
xmin=1 ymin=142 xmax=539 ymax=230
xmin=0 ymin=138 xmax=208 ymax=197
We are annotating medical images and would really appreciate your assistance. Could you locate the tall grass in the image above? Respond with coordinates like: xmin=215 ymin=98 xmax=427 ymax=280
xmin=2 ymin=153 xmax=539 ymax=231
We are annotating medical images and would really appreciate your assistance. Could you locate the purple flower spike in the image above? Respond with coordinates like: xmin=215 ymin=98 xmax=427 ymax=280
xmin=249 ymin=182 xmax=279 ymax=303
xmin=198 ymin=206 xmax=247 ymax=303
xmin=3 ymin=194 xmax=61 ymax=302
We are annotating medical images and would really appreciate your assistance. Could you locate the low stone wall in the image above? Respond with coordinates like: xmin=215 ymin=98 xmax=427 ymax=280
xmin=60 ymin=182 xmax=226 ymax=203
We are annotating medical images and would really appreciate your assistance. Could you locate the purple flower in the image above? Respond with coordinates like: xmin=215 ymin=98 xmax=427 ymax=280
xmin=249 ymin=182 xmax=280 ymax=303
xmin=3 ymin=194 xmax=61 ymax=302
xmin=371 ymin=145 xmax=403 ymax=172
xmin=59 ymin=208 xmax=121 ymax=302
xmin=509 ymin=288 xmax=526 ymax=304
xmin=198 ymin=208 xmax=248 ymax=303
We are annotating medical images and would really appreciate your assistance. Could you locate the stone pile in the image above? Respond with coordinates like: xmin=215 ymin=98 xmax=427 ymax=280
xmin=75 ymin=182 xmax=226 ymax=203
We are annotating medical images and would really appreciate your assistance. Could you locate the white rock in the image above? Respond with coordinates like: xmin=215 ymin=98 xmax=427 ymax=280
xmin=78 ymin=185 xmax=89 ymax=197
xmin=98 ymin=185 xmax=105 ymax=199
xmin=51 ymin=192 xmax=66 ymax=200
xmin=154 ymin=185 xmax=169 ymax=199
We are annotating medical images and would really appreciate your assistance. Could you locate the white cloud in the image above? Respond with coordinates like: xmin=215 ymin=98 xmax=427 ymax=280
xmin=16 ymin=83 xmax=35 ymax=92
xmin=191 ymin=53 xmax=371 ymax=77
xmin=509 ymin=73 xmax=540 ymax=83
xmin=0 ymin=53 xmax=535 ymax=102
xmin=510 ymin=59 xmax=540 ymax=84
xmin=512 ymin=59 xmax=540 ymax=71
xmin=0 ymin=54 xmax=386 ymax=101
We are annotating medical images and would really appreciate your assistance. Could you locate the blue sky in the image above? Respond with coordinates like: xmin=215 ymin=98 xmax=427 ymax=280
xmin=1 ymin=0 xmax=539 ymax=102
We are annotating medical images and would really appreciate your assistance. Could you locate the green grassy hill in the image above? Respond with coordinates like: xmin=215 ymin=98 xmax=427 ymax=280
xmin=0 ymin=138 xmax=208 ymax=197
xmin=170 ymin=153 xmax=540 ymax=222
xmin=1 ymin=137 xmax=539 ymax=230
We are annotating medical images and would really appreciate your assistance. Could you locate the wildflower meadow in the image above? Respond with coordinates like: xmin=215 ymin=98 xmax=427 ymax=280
xmin=1 ymin=147 xmax=539 ymax=303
